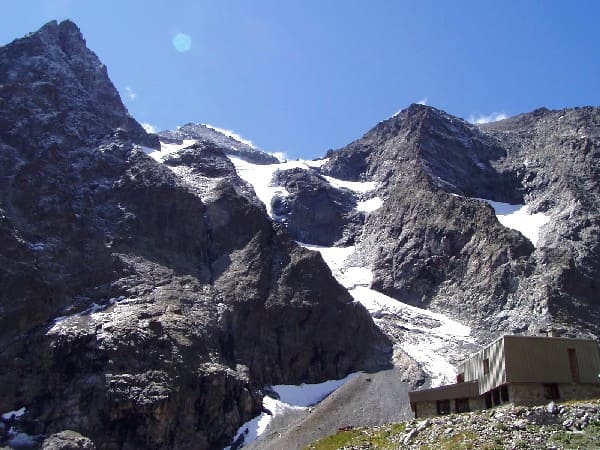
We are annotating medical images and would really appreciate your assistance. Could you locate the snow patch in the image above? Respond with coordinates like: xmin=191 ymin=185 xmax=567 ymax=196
xmin=356 ymin=197 xmax=383 ymax=212
xmin=141 ymin=122 xmax=157 ymax=133
xmin=297 ymin=243 xmax=356 ymax=276
xmin=468 ymin=112 xmax=508 ymax=124
xmin=482 ymin=200 xmax=550 ymax=246
xmin=350 ymin=286 xmax=471 ymax=387
xmin=323 ymin=176 xmax=377 ymax=193
xmin=1 ymin=407 xmax=26 ymax=420
xmin=304 ymin=158 xmax=329 ymax=168
xmin=27 ymin=242 xmax=45 ymax=252
xmin=273 ymin=372 xmax=358 ymax=407
xmin=227 ymin=156 xmax=373 ymax=219
xmin=350 ymin=287 xmax=470 ymax=338
xmin=269 ymin=151 xmax=286 ymax=163
xmin=226 ymin=373 xmax=357 ymax=449
xmin=7 ymin=431 xmax=37 ymax=448
xmin=229 ymin=157 xmax=328 ymax=218
xmin=145 ymin=139 xmax=197 ymax=162
xmin=50 ymin=297 xmax=124 ymax=330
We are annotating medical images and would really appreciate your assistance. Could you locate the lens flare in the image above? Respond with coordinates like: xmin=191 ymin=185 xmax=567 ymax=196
xmin=172 ymin=33 xmax=192 ymax=53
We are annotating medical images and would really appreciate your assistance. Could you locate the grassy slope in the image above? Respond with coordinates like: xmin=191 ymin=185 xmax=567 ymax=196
xmin=306 ymin=399 xmax=600 ymax=450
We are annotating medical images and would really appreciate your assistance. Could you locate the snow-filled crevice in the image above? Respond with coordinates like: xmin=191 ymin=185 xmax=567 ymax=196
xmin=227 ymin=157 xmax=383 ymax=218
xmin=228 ymin=157 xmax=325 ymax=217
xmin=299 ymin=242 xmax=474 ymax=388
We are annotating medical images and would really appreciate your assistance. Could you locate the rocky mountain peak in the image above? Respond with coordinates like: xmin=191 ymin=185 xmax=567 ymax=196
xmin=158 ymin=122 xmax=279 ymax=164
xmin=0 ymin=20 xmax=158 ymax=151
xmin=0 ymin=21 xmax=390 ymax=449
xmin=35 ymin=19 xmax=86 ymax=51
xmin=323 ymin=104 xmax=520 ymax=201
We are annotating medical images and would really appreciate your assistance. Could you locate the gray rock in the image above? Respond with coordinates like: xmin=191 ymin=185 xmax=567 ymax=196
xmin=159 ymin=123 xmax=279 ymax=164
xmin=0 ymin=20 xmax=391 ymax=450
xmin=323 ymin=103 xmax=600 ymax=340
xmin=41 ymin=431 xmax=96 ymax=450
xmin=271 ymin=167 xmax=364 ymax=245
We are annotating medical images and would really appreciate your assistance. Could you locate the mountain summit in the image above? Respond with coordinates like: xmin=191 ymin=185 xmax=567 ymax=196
xmin=298 ymin=103 xmax=600 ymax=339
xmin=0 ymin=20 xmax=389 ymax=449
xmin=0 ymin=19 xmax=158 ymax=150
xmin=158 ymin=123 xmax=280 ymax=164
xmin=0 ymin=19 xmax=598 ymax=450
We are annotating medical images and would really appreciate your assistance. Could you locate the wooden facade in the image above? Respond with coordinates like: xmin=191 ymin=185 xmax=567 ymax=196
xmin=409 ymin=335 xmax=600 ymax=418
xmin=503 ymin=335 xmax=600 ymax=384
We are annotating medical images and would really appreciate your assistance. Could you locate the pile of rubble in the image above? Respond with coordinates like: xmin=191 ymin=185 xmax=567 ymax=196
xmin=329 ymin=399 xmax=600 ymax=449
xmin=398 ymin=400 xmax=599 ymax=449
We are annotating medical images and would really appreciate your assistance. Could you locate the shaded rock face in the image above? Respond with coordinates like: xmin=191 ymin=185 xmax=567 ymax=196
xmin=271 ymin=168 xmax=364 ymax=246
xmin=323 ymin=104 xmax=600 ymax=339
xmin=0 ymin=21 xmax=390 ymax=450
xmin=159 ymin=123 xmax=279 ymax=164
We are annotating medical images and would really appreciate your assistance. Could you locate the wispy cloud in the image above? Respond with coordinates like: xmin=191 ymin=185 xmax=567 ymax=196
xmin=141 ymin=122 xmax=157 ymax=133
xmin=203 ymin=123 xmax=256 ymax=148
xmin=270 ymin=151 xmax=287 ymax=162
xmin=468 ymin=112 xmax=508 ymax=124
xmin=125 ymin=86 xmax=137 ymax=101
xmin=392 ymin=97 xmax=428 ymax=117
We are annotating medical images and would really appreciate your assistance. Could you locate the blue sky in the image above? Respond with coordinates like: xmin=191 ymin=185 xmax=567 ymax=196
xmin=2 ymin=1 xmax=599 ymax=159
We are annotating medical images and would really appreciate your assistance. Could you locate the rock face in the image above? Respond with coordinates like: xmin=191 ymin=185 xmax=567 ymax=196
xmin=320 ymin=104 xmax=600 ymax=339
xmin=271 ymin=168 xmax=364 ymax=246
xmin=0 ymin=21 xmax=390 ymax=450
xmin=0 ymin=20 xmax=158 ymax=151
xmin=159 ymin=123 xmax=279 ymax=164
xmin=41 ymin=431 xmax=97 ymax=450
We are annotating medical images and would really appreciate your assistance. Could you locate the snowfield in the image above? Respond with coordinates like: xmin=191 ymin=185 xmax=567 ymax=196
xmin=481 ymin=199 xmax=550 ymax=247
xmin=149 ymin=140 xmax=383 ymax=218
xmin=228 ymin=156 xmax=380 ymax=218
xmin=228 ymin=157 xmax=324 ymax=217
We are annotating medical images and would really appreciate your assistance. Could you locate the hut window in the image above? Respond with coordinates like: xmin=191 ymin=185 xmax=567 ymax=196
xmin=456 ymin=372 xmax=464 ymax=383
xmin=437 ymin=400 xmax=450 ymax=415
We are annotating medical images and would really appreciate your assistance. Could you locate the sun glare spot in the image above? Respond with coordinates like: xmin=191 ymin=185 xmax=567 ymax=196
xmin=172 ymin=33 xmax=192 ymax=53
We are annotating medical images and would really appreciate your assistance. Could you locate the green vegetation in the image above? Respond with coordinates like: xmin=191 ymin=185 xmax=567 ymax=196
xmin=304 ymin=401 xmax=600 ymax=450
xmin=304 ymin=423 xmax=406 ymax=450
xmin=550 ymin=421 xmax=600 ymax=448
